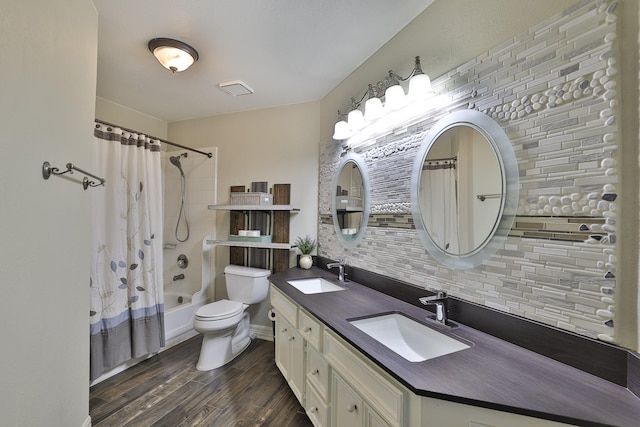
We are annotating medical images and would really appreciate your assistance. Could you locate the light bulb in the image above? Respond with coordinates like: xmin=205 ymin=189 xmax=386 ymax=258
xmin=409 ymin=73 xmax=433 ymax=101
xmin=333 ymin=121 xmax=352 ymax=140
xmin=347 ymin=109 xmax=365 ymax=130
xmin=364 ymin=97 xmax=384 ymax=121
xmin=384 ymin=85 xmax=407 ymax=111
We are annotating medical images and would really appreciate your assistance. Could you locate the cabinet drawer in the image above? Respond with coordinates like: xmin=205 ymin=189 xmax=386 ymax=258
xmin=306 ymin=381 xmax=331 ymax=427
xmin=325 ymin=331 xmax=405 ymax=427
xmin=307 ymin=345 xmax=330 ymax=400
xmin=270 ymin=285 xmax=298 ymax=327
xmin=299 ymin=309 xmax=323 ymax=351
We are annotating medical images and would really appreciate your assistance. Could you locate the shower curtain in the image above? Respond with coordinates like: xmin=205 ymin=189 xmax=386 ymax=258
xmin=422 ymin=159 xmax=459 ymax=253
xmin=90 ymin=124 xmax=164 ymax=381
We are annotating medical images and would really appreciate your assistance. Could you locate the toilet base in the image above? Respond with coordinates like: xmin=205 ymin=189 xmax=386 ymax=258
xmin=196 ymin=312 xmax=252 ymax=371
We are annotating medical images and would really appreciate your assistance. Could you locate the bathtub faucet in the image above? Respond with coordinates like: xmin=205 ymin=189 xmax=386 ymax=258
xmin=173 ymin=273 xmax=185 ymax=281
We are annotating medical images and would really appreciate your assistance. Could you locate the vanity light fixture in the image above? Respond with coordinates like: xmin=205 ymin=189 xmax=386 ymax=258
xmin=333 ymin=56 xmax=434 ymax=140
xmin=148 ymin=38 xmax=199 ymax=73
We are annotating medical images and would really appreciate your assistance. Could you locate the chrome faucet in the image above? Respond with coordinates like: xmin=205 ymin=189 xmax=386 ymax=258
xmin=419 ymin=290 xmax=448 ymax=325
xmin=327 ymin=257 xmax=346 ymax=282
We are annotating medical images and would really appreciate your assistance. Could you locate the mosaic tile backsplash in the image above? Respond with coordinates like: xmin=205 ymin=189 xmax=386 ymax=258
xmin=319 ymin=0 xmax=619 ymax=342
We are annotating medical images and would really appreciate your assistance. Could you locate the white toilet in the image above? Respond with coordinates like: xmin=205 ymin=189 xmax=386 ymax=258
xmin=193 ymin=264 xmax=270 ymax=371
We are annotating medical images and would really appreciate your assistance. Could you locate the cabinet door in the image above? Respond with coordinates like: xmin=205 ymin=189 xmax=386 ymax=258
xmin=366 ymin=407 xmax=391 ymax=427
xmin=275 ymin=316 xmax=291 ymax=379
xmin=333 ymin=373 xmax=364 ymax=427
xmin=289 ymin=326 xmax=305 ymax=403
xmin=275 ymin=315 xmax=305 ymax=404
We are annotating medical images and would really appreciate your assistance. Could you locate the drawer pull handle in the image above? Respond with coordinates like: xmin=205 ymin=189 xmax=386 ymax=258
xmin=347 ymin=404 xmax=358 ymax=413
xmin=310 ymin=369 xmax=319 ymax=376
xmin=288 ymin=336 xmax=295 ymax=341
xmin=309 ymin=407 xmax=318 ymax=414
xmin=304 ymin=326 xmax=312 ymax=332
xmin=281 ymin=328 xmax=288 ymax=333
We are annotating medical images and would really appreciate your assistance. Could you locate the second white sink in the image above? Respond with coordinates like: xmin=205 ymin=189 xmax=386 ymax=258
xmin=287 ymin=277 xmax=346 ymax=294
xmin=349 ymin=312 xmax=470 ymax=362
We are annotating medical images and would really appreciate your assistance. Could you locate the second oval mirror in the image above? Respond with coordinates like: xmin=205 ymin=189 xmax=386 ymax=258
xmin=332 ymin=153 xmax=370 ymax=249
xmin=411 ymin=110 xmax=518 ymax=268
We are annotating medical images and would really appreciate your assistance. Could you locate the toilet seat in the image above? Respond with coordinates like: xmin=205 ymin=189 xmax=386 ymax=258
xmin=195 ymin=299 xmax=243 ymax=321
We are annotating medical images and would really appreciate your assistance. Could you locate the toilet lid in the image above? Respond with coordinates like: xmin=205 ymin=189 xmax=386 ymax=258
xmin=195 ymin=299 xmax=244 ymax=320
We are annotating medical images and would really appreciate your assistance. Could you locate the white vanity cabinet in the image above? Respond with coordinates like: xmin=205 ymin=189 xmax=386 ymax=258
xmin=270 ymin=283 xmax=573 ymax=427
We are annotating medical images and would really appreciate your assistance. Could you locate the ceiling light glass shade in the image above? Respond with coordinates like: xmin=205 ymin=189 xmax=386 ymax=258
xmin=408 ymin=73 xmax=433 ymax=101
xmin=333 ymin=120 xmax=352 ymax=140
xmin=364 ymin=97 xmax=384 ymax=121
xmin=348 ymin=108 xmax=365 ymax=130
xmin=148 ymin=38 xmax=199 ymax=73
xmin=384 ymin=84 xmax=407 ymax=111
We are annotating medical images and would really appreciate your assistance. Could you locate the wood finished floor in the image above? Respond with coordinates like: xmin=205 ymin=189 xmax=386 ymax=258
xmin=89 ymin=336 xmax=313 ymax=427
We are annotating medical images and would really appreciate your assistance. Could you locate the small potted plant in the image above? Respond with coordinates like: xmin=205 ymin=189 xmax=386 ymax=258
xmin=295 ymin=235 xmax=317 ymax=269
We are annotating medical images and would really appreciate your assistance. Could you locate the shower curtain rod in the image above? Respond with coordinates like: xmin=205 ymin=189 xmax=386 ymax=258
xmin=426 ymin=155 xmax=457 ymax=162
xmin=94 ymin=119 xmax=213 ymax=158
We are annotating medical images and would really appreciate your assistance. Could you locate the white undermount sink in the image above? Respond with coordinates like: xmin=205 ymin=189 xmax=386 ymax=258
xmin=287 ymin=277 xmax=346 ymax=294
xmin=349 ymin=313 xmax=470 ymax=362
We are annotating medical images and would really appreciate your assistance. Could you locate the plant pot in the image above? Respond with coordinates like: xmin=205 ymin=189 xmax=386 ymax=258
xmin=299 ymin=254 xmax=313 ymax=269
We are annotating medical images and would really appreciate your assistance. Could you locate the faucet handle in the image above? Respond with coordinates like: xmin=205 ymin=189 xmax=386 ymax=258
xmin=419 ymin=290 xmax=447 ymax=304
xmin=337 ymin=256 xmax=345 ymax=265
xmin=429 ymin=289 xmax=447 ymax=298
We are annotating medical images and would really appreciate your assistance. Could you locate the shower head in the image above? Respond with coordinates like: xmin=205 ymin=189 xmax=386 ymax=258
xmin=169 ymin=153 xmax=187 ymax=176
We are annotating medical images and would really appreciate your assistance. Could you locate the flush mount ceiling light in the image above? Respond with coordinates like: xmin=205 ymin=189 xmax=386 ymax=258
xmin=218 ymin=80 xmax=255 ymax=96
xmin=148 ymin=38 xmax=199 ymax=73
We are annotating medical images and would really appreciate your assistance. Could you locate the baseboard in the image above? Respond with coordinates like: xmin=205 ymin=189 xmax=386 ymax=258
xmin=251 ymin=324 xmax=273 ymax=342
xmin=163 ymin=328 xmax=199 ymax=350
xmin=82 ymin=415 xmax=91 ymax=427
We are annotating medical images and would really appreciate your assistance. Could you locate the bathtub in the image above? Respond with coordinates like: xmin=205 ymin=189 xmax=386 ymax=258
xmin=164 ymin=290 xmax=207 ymax=348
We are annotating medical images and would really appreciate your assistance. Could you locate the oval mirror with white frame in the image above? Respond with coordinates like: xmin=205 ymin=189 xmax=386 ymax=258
xmin=411 ymin=110 xmax=519 ymax=268
xmin=332 ymin=153 xmax=370 ymax=249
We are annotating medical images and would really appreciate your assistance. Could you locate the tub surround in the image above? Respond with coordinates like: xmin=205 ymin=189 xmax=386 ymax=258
xmin=269 ymin=263 xmax=640 ymax=427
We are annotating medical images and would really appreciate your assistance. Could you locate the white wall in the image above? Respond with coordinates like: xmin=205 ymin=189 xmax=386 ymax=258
xmin=95 ymin=97 xmax=168 ymax=139
xmin=169 ymin=102 xmax=321 ymax=328
xmin=0 ymin=0 xmax=97 ymax=425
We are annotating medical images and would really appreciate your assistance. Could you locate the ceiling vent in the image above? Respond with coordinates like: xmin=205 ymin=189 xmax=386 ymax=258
xmin=218 ymin=80 xmax=254 ymax=96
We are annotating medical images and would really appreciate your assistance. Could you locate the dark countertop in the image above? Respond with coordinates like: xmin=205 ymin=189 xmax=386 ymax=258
xmin=269 ymin=267 xmax=640 ymax=427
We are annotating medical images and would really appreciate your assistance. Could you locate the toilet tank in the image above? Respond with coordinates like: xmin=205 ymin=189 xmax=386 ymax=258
xmin=224 ymin=265 xmax=271 ymax=304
